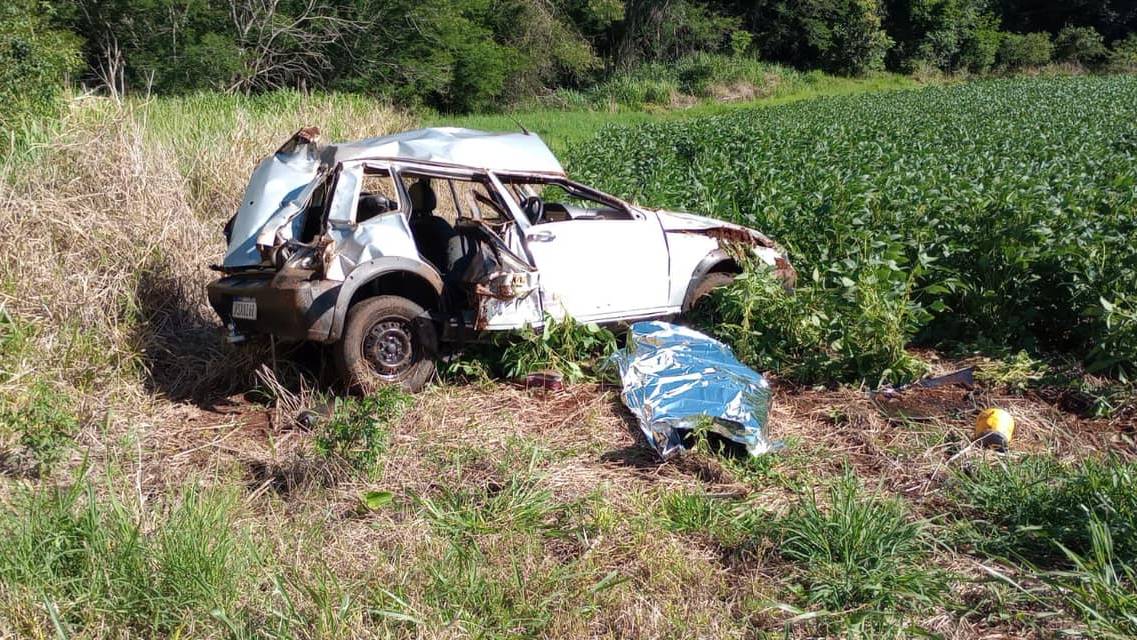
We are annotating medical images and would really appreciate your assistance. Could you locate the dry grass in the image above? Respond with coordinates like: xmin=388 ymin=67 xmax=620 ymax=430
xmin=0 ymin=94 xmax=411 ymax=407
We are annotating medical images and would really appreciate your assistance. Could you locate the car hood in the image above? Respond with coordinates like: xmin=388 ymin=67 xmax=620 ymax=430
xmin=651 ymin=209 xmax=779 ymax=249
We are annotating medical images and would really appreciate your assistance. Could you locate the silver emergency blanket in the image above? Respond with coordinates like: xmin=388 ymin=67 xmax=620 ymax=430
xmin=612 ymin=321 xmax=776 ymax=459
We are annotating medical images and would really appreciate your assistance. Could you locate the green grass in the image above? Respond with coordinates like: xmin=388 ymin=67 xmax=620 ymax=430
xmin=774 ymin=473 xmax=948 ymax=629
xmin=438 ymin=71 xmax=925 ymax=154
xmin=1049 ymin=518 xmax=1137 ymax=639
xmin=0 ymin=472 xmax=257 ymax=635
xmin=949 ymin=456 xmax=1137 ymax=566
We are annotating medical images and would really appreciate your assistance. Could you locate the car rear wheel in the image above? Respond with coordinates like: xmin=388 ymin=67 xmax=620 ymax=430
xmin=335 ymin=296 xmax=436 ymax=393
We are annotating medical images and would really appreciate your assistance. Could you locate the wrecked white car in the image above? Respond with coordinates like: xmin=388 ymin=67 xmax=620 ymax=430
xmin=208 ymin=127 xmax=795 ymax=391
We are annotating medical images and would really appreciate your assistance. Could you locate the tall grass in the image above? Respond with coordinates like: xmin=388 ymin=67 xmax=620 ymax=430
xmin=0 ymin=472 xmax=257 ymax=635
xmin=950 ymin=456 xmax=1137 ymax=566
xmin=0 ymin=93 xmax=410 ymax=405
xmin=774 ymin=473 xmax=947 ymax=628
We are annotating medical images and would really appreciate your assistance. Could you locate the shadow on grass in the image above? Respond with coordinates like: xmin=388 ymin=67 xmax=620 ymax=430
xmin=131 ymin=261 xmax=330 ymax=407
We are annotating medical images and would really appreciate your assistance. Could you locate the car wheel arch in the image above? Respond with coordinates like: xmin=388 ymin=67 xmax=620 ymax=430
xmin=681 ymin=250 xmax=741 ymax=311
xmin=327 ymin=257 xmax=443 ymax=341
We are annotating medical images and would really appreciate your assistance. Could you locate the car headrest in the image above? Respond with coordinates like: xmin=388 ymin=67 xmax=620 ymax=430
xmin=408 ymin=179 xmax=437 ymax=216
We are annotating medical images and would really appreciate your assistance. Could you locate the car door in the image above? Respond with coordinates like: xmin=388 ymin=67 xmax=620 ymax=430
xmin=522 ymin=213 xmax=671 ymax=322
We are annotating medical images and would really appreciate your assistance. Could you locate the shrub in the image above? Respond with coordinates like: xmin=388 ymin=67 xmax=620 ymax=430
xmin=314 ymin=387 xmax=413 ymax=473
xmin=729 ymin=29 xmax=753 ymax=57
xmin=697 ymin=259 xmax=928 ymax=386
xmin=997 ymin=32 xmax=1053 ymax=69
xmin=498 ymin=315 xmax=617 ymax=383
xmin=0 ymin=0 xmax=82 ymax=136
xmin=1054 ymin=25 xmax=1107 ymax=66
xmin=1107 ymin=33 xmax=1137 ymax=72
xmin=961 ymin=26 xmax=1002 ymax=72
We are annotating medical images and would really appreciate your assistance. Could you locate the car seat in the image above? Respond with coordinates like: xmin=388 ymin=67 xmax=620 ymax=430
xmin=408 ymin=179 xmax=455 ymax=271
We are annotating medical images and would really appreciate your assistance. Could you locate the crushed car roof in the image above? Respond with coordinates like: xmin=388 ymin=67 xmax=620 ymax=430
xmin=320 ymin=127 xmax=565 ymax=176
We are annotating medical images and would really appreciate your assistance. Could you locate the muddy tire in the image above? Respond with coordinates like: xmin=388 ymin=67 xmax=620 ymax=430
xmin=334 ymin=296 xmax=436 ymax=393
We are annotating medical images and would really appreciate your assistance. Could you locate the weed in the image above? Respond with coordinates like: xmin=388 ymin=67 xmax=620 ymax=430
xmin=950 ymin=456 xmax=1137 ymax=566
xmin=418 ymin=540 xmax=566 ymax=637
xmin=439 ymin=315 xmax=617 ymax=385
xmin=976 ymin=350 xmax=1050 ymax=392
xmin=774 ymin=473 xmax=947 ymax=623
xmin=314 ymin=386 xmax=413 ymax=474
xmin=0 ymin=380 xmax=79 ymax=475
xmin=499 ymin=314 xmax=618 ymax=383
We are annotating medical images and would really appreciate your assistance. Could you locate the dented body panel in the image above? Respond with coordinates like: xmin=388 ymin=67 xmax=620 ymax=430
xmin=208 ymin=126 xmax=793 ymax=349
xmin=224 ymin=137 xmax=321 ymax=268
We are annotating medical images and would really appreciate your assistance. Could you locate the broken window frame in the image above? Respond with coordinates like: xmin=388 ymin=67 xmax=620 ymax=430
xmin=493 ymin=174 xmax=640 ymax=222
xmin=324 ymin=160 xmax=406 ymax=229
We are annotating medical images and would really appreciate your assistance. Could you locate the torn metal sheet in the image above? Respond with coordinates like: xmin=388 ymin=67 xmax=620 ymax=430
xmin=612 ymin=321 xmax=777 ymax=459
xmin=225 ymin=129 xmax=322 ymax=268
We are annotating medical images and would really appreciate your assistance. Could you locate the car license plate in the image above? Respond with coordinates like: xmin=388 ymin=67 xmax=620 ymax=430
xmin=232 ymin=297 xmax=257 ymax=320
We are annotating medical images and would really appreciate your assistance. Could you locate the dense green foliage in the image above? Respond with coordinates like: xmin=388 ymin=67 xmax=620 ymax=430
xmin=5 ymin=0 xmax=1137 ymax=114
xmin=568 ymin=76 xmax=1137 ymax=383
xmin=0 ymin=0 xmax=81 ymax=131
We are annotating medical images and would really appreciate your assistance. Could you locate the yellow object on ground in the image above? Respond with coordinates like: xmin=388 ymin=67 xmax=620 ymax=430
xmin=974 ymin=408 xmax=1015 ymax=449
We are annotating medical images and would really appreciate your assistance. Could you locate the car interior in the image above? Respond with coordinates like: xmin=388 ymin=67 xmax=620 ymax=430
xmin=388 ymin=172 xmax=534 ymax=314
xmin=497 ymin=177 xmax=633 ymax=223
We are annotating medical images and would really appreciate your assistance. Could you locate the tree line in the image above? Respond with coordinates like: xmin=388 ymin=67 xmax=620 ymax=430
xmin=4 ymin=0 xmax=1137 ymax=122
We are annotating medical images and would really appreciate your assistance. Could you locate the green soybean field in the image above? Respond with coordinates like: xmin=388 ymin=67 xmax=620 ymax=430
xmin=568 ymin=76 xmax=1137 ymax=384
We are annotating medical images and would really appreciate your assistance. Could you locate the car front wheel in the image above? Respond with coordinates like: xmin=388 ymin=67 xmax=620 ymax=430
xmin=335 ymin=295 xmax=436 ymax=393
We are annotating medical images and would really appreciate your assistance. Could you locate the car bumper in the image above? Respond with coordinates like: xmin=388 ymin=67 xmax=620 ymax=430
xmin=207 ymin=271 xmax=340 ymax=342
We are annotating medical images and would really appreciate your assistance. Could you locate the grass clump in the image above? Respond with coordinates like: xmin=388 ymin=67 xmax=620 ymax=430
xmin=659 ymin=491 xmax=752 ymax=548
xmin=0 ymin=473 xmax=257 ymax=636
xmin=314 ymin=386 xmax=413 ymax=474
xmin=774 ymin=473 xmax=946 ymax=626
xmin=1051 ymin=517 xmax=1137 ymax=639
xmin=950 ymin=456 xmax=1137 ymax=566
xmin=420 ymin=474 xmax=562 ymax=538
